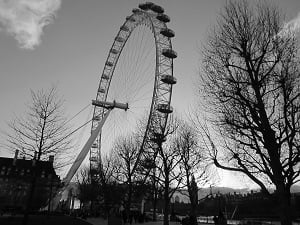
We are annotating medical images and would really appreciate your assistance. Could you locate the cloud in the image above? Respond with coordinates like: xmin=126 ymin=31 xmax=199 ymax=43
xmin=0 ymin=0 xmax=61 ymax=49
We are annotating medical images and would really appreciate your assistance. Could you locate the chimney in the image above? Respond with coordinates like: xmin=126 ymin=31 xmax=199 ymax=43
xmin=32 ymin=151 xmax=37 ymax=166
xmin=13 ymin=149 xmax=19 ymax=166
xmin=49 ymin=155 xmax=54 ymax=163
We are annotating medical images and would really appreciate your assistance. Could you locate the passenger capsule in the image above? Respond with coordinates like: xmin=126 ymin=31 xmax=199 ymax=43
xmin=102 ymin=74 xmax=110 ymax=80
xmin=162 ymin=49 xmax=177 ymax=59
xmin=90 ymin=157 xmax=97 ymax=162
xmin=115 ymin=36 xmax=125 ymax=43
xmin=93 ymin=115 xmax=100 ymax=121
xmin=160 ymin=28 xmax=175 ymax=38
xmin=132 ymin=8 xmax=140 ymax=13
xmin=126 ymin=16 xmax=136 ymax=22
xmin=157 ymin=104 xmax=173 ymax=113
xmin=138 ymin=2 xmax=154 ymax=10
xmin=120 ymin=25 xmax=129 ymax=32
xmin=157 ymin=14 xmax=170 ymax=23
xmin=142 ymin=158 xmax=156 ymax=169
xmin=106 ymin=61 xmax=114 ymax=66
xmin=161 ymin=75 xmax=177 ymax=84
xmin=92 ymin=143 xmax=98 ymax=148
xmin=151 ymin=4 xmax=164 ymax=14
xmin=110 ymin=49 xmax=119 ymax=54
xmin=98 ymin=88 xmax=106 ymax=93
xmin=150 ymin=132 xmax=166 ymax=142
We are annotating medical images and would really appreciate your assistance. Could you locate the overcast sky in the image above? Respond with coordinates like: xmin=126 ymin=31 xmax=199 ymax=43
xmin=0 ymin=0 xmax=300 ymax=188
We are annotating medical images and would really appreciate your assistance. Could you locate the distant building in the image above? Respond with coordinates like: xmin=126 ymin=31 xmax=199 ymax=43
xmin=0 ymin=154 xmax=60 ymax=212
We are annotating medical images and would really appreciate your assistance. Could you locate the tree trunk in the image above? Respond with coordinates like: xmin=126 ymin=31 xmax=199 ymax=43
xmin=188 ymin=188 xmax=198 ymax=225
xmin=152 ymin=168 xmax=158 ymax=221
xmin=260 ymin=118 xmax=293 ymax=225
xmin=153 ymin=185 xmax=157 ymax=221
xmin=277 ymin=188 xmax=292 ymax=225
xmin=126 ymin=182 xmax=132 ymax=220
xmin=22 ymin=169 xmax=37 ymax=225
xmin=163 ymin=179 xmax=170 ymax=225
xmin=190 ymin=202 xmax=197 ymax=225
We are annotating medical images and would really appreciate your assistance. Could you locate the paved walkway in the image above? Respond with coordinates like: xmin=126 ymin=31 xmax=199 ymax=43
xmin=86 ymin=217 xmax=182 ymax=225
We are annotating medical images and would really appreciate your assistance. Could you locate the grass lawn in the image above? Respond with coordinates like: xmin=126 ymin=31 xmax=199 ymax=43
xmin=0 ymin=215 xmax=92 ymax=225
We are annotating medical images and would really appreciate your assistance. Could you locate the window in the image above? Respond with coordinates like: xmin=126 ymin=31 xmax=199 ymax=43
xmin=7 ymin=167 xmax=11 ymax=175
xmin=1 ymin=166 xmax=6 ymax=175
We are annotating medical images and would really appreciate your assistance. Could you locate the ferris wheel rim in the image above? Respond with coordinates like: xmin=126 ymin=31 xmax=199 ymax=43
xmin=90 ymin=5 xmax=177 ymax=172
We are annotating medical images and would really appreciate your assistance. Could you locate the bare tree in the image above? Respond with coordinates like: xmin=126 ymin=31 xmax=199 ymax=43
xmin=5 ymin=86 xmax=72 ymax=225
xmin=200 ymin=1 xmax=300 ymax=225
xmin=146 ymin=164 xmax=163 ymax=222
xmin=97 ymin=152 xmax=123 ymax=218
xmin=156 ymin=143 xmax=182 ymax=225
xmin=6 ymin=86 xmax=72 ymax=164
xmin=150 ymin=115 xmax=182 ymax=225
xmin=98 ymin=152 xmax=119 ymax=187
xmin=174 ymin=121 xmax=209 ymax=225
xmin=76 ymin=168 xmax=97 ymax=210
xmin=112 ymin=135 xmax=140 ymax=217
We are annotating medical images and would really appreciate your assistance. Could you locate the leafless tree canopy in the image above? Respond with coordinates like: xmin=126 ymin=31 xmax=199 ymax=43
xmin=6 ymin=87 xmax=72 ymax=164
xmin=112 ymin=134 xmax=141 ymax=215
xmin=200 ymin=1 xmax=300 ymax=224
xmin=174 ymin=121 xmax=209 ymax=186
xmin=113 ymin=135 xmax=140 ymax=183
xmin=99 ymin=152 xmax=119 ymax=185
xmin=174 ymin=121 xmax=212 ymax=224
xmin=76 ymin=167 xmax=97 ymax=206
xmin=151 ymin=115 xmax=182 ymax=225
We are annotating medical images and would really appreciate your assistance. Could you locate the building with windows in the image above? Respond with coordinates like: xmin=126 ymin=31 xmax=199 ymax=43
xmin=0 ymin=155 xmax=60 ymax=213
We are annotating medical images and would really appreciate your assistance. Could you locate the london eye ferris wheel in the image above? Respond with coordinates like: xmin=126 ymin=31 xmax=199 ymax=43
xmin=89 ymin=2 xmax=177 ymax=180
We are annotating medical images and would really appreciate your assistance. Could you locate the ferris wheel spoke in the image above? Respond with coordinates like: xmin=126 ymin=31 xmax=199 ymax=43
xmin=127 ymin=74 xmax=153 ymax=103
xmin=112 ymin=40 xmax=154 ymax=102
xmin=130 ymin=93 xmax=154 ymax=106
xmin=130 ymin=82 xmax=153 ymax=103
xmin=118 ymin=38 xmax=154 ymax=101
xmin=130 ymin=33 xmax=152 ymax=80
